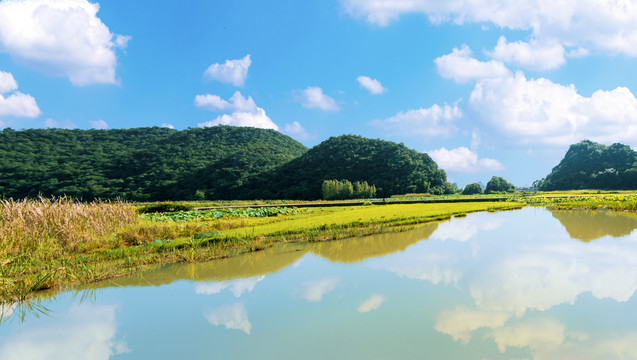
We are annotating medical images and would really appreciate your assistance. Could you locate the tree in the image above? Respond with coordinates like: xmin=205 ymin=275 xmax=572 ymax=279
xmin=462 ymin=183 xmax=483 ymax=195
xmin=485 ymin=176 xmax=516 ymax=193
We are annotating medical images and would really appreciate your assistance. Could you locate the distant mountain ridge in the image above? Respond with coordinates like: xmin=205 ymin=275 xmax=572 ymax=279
xmin=535 ymin=140 xmax=637 ymax=190
xmin=0 ymin=126 xmax=307 ymax=201
xmin=0 ymin=127 xmax=452 ymax=200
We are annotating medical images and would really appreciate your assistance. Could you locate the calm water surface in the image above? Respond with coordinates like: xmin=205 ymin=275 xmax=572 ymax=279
xmin=3 ymin=207 xmax=637 ymax=359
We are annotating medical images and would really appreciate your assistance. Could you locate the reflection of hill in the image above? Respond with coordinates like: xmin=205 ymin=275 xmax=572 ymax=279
xmin=551 ymin=209 xmax=637 ymax=242
xmin=309 ymin=222 xmax=440 ymax=263
xmin=88 ymin=243 xmax=309 ymax=289
xmin=84 ymin=222 xmax=440 ymax=290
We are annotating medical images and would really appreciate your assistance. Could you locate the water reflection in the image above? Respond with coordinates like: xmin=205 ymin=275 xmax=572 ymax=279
xmin=0 ymin=305 xmax=129 ymax=360
xmin=204 ymin=303 xmax=252 ymax=335
xmin=551 ymin=209 xmax=637 ymax=241
xmin=5 ymin=207 xmax=637 ymax=359
xmin=308 ymin=221 xmax=439 ymax=262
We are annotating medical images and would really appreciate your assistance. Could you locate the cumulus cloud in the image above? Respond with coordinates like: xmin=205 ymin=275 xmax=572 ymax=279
xmin=204 ymin=303 xmax=252 ymax=335
xmin=0 ymin=0 xmax=130 ymax=86
xmin=198 ymin=108 xmax=278 ymax=130
xmin=89 ymin=119 xmax=108 ymax=129
xmin=341 ymin=0 xmax=637 ymax=57
xmin=196 ymin=91 xmax=278 ymax=130
xmin=370 ymin=103 xmax=461 ymax=139
xmin=434 ymin=45 xmax=510 ymax=83
xmin=488 ymin=36 xmax=566 ymax=71
xmin=204 ymin=55 xmax=251 ymax=86
xmin=429 ymin=147 xmax=504 ymax=173
xmin=469 ymin=71 xmax=637 ymax=146
xmin=298 ymin=86 xmax=340 ymax=111
xmin=161 ymin=122 xmax=174 ymax=129
xmin=0 ymin=71 xmax=18 ymax=94
xmin=283 ymin=121 xmax=311 ymax=140
xmin=0 ymin=71 xmax=40 ymax=120
xmin=357 ymin=76 xmax=387 ymax=95
xmin=357 ymin=294 xmax=386 ymax=313
xmin=0 ymin=305 xmax=129 ymax=360
xmin=301 ymin=278 xmax=340 ymax=302
xmin=194 ymin=91 xmax=257 ymax=113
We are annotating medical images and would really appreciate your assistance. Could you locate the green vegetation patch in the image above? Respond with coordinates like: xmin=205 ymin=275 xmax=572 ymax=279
xmin=140 ymin=207 xmax=308 ymax=222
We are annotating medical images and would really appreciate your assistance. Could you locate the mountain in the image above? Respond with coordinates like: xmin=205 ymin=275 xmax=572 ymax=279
xmin=239 ymin=134 xmax=453 ymax=199
xmin=0 ymin=126 xmax=307 ymax=201
xmin=535 ymin=140 xmax=637 ymax=191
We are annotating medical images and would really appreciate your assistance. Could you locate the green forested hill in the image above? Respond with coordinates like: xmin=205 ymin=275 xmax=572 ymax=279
xmin=239 ymin=135 xmax=453 ymax=199
xmin=535 ymin=140 xmax=637 ymax=190
xmin=0 ymin=126 xmax=307 ymax=201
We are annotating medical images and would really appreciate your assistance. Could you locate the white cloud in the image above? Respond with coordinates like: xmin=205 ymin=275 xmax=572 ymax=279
xmin=0 ymin=0 xmax=130 ymax=86
xmin=357 ymin=294 xmax=386 ymax=313
xmin=160 ymin=122 xmax=174 ymax=129
xmin=89 ymin=119 xmax=108 ymax=129
xmin=0 ymin=305 xmax=129 ymax=360
xmin=298 ymin=86 xmax=340 ymax=111
xmin=195 ymin=276 xmax=265 ymax=298
xmin=283 ymin=121 xmax=311 ymax=140
xmin=204 ymin=303 xmax=252 ymax=335
xmin=341 ymin=0 xmax=637 ymax=57
xmin=204 ymin=54 xmax=251 ymax=87
xmin=469 ymin=71 xmax=637 ymax=146
xmin=370 ymin=102 xmax=461 ymax=139
xmin=0 ymin=91 xmax=41 ymax=118
xmin=301 ymin=278 xmax=340 ymax=302
xmin=357 ymin=76 xmax=386 ymax=95
xmin=194 ymin=91 xmax=257 ymax=113
xmin=434 ymin=45 xmax=510 ymax=83
xmin=0 ymin=71 xmax=18 ymax=94
xmin=198 ymin=108 xmax=278 ymax=130
xmin=45 ymin=118 xmax=76 ymax=129
xmin=196 ymin=91 xmax=278 ymax=130
xmin=488 ymin=36 xmax=566 ymax=71
xmin=0 ymin=71 xmax=40 ymax=119
xmin=429 ymin=147 xmax=504 ymax=173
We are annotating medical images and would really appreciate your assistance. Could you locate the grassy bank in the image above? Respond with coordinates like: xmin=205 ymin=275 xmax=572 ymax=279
xmin=0 ymin=198 xmax=521 ymax=303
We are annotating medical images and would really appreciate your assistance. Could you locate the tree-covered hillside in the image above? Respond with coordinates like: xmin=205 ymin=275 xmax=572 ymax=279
xmin=535 ymin=140 xmax=637 ymax=191
xmin=240 ymin=135 xmax=453 ymax=199
xmin=0 ymin=126 xmax=307 ymax=201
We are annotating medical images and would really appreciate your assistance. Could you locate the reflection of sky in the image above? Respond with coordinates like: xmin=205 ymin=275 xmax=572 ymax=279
xmin=301 ymin=278 xmax=340 ymax=302
xmin=370 ymin=207 xmax=637 ymax=358
xmin=0 ymin=305 xmax=129 ymax=360
xmin=204 ymin=303 xmax=251 ymax=335
xmin=357 ymin=294 xmax=386 ymax=313
xmin=195 ymin=275 xmax=265 ymax=297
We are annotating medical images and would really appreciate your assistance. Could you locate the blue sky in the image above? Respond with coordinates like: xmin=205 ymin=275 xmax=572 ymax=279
xmin=1 ymin=0 xmax=637 ymax=187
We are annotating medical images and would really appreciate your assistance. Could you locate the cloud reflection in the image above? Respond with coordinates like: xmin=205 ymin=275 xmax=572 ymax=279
xmin=195 ymin=275 xmax=265 ymax=297
xmin=0 ymin=305 xmax=129 ymax=360
xmin=431 ymin=216 xmax=504 ymax=242
xmin=357 ymin=294 xmax=386 ymax=313
xmin=204 ymin=303 xmax=252 ymax=335
xmin=301 ymin=278 xmax=340 ymax=302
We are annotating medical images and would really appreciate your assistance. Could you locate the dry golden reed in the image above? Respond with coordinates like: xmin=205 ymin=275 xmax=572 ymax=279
xmin=0 ymin=197 xmax=136 ymax=257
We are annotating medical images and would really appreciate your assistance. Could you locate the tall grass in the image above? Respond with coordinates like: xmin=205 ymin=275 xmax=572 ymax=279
xmin=0 ymin=197 xmax=136 ymax=258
